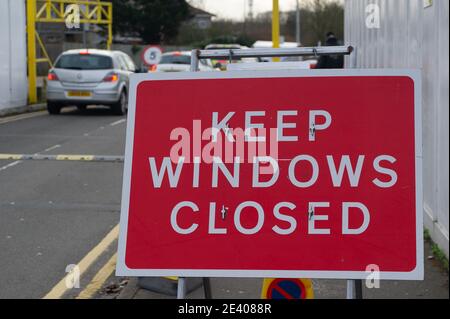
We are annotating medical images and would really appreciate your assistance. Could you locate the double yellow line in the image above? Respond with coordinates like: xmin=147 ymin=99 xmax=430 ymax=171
xmin=43 ymin=224 xmax=119 ymax=299
xmin=2 ymin=109 xmax=121 ymax=299
xmin=0 ymin=111 xmax=46 ymax=125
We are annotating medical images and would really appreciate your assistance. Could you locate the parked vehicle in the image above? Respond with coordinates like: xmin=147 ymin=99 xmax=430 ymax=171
xmin=46 ymin=49 xmax=142 ymax=115
xmin=152 ymin=51 xmax=215 ymax=72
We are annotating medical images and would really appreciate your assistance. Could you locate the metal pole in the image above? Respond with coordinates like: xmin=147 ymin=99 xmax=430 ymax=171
xmin=177 ymin=277 xmax=187 ymax=299
xmin=203 ymin=277 xmax=212 ymax=299
xmin=355 ymin=279 xmax=363 ymax=299
xmin=83 ymin=24 xmax=87 ymax=49
xmin=346 ymin=280 xmax=355 ymax=299
xmin=107 ymin=4 xmax=113 ymax=50
xmin=346 ymin=280 xmax=363 ymax=299
xmin=190 ymin=49 xmax=200 ymax=71
xmin=346 ymin=48 xmax=363 ymax=301
xmin=195 ymin=46 xmax=353 ymax=60
xmin=272 ymin=0 xmax=280 ymax=62
xmin=295 ymin=0 xmax=301 ymax=46
xmin=243 ymin=0 xmax=247 ymax=35
xmin=188 ymin=59 xmax=213 ymax=301
xmin=350 ymin=46 xmax=358 ymax=68
xmin=26 ymin=0 xmax=38 ymax=104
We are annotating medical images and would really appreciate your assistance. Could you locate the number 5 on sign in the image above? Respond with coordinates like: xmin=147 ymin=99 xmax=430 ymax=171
xmin=261 ymin=278 xmax=314 ymax=299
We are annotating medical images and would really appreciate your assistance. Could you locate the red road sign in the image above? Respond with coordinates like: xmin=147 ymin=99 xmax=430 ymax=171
xmin=141 ymin=45 xmax=162 ymax=66
xmin=117 ymin=70 xmax=423 ymax=280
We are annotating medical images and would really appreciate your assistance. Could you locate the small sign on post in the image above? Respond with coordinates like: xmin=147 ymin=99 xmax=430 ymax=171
xmin=261 ymin=278 xmax=314 ymax=299
xmin=117 ymin=69 xmax=423 ymax=281
xmin=141 ymin=45 xmax=162 ymax=66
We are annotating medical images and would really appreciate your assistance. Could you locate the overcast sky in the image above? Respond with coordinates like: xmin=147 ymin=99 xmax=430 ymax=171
xmin=188 ymin=0 xmax=302 ymax=21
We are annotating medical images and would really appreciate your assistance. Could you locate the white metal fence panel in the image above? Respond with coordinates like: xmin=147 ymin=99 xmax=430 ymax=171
xmin=0 ymin=0 xmax=27 ymax=111
xmin=345 ymin=0 xmax=449 ymax=257
xmin=422 ymin=0 xmax=439 ymax=224
xmin=436 ymin=0 xmax=449 ymax=245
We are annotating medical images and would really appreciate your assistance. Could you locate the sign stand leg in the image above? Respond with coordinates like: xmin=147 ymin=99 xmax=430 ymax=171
xmin=355 ymin=279 xmax=363 ymax=299
xmin=203 ymin=277 xmax=212 ymax=299
xmin=346 ymin=280 xmax=355 ymax=299
xmin=189 ymin=52 xmax=213 ymax=301
xmin=346 ymin=280 xmax=363 ymax=299
xmin=177 ymin=277 xmax=187 ymax=299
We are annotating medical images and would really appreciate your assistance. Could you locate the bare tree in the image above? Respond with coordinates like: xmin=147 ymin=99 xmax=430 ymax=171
xmin=285 ymin=0 xmax=344 ymax=46
xmin=175 ymin=0 xmax=344 ymax=47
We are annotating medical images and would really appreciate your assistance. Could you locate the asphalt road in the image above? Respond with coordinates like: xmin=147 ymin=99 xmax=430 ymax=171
xmin=0 ymin=107 xmax=126 ymax=298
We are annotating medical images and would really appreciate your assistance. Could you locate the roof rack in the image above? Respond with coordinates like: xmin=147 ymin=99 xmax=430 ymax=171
xmin=190 ymin=46 xmax=353 ymax=71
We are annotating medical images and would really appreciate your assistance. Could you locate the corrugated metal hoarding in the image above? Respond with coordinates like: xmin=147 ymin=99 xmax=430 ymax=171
xmin=0 ymin=0 xmax=28 ymax=111
xmin=345 ymin=0 xmax=449 ymax=257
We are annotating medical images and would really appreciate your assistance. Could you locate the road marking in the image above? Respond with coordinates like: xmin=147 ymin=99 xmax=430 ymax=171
xmin=0 ymin=161 xmax=22 ymax=172
xmin=0 ymin=154 xmax=23 ymax=160
xmin=43 ymin=224 xmax=119 ymax=299
xmin=0 ymin=111 xmax=46 ymax=125
xmin=56 ymin=155 xmax=95 ymax=161
xmin=0 ymin=153 xmax=124 ymax=162
xmin=0 ymin=145 xmax=61 ymax=173
xmin=110 ymin=119 xmax=126 ymax=126
xmin=43 ymin=144 xmax=61 ymax=152
xmin=76 ymin=253 xmax=117 ymax=299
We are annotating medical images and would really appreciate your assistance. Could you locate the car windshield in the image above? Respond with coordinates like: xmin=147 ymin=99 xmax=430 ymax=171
xmin=160 ymin=54 xmax=191 ymax=65
xmin=55 ymin=54 xmax=113 ymax=70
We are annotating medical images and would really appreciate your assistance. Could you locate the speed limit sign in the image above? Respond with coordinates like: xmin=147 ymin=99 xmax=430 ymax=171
xmin=141 ymin=46 xmax=162 ymax=66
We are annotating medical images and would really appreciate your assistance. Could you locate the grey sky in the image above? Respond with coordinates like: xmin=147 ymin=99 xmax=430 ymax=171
xmin=188 ymin=0 xmax=302 ymax=21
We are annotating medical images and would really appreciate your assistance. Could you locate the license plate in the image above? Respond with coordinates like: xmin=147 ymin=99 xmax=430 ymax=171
xmin=67 ymin=91 xmax=92 ymax=97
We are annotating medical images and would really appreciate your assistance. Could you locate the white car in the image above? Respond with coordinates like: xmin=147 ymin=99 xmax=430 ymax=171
xmin=46 ymin=49 xmax=144 ymax=115
xmin=153 ymin=51 xmax=215 ymax=72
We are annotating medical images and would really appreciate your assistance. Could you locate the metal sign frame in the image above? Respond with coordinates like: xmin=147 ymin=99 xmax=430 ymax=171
xmin=118 ymin=47 xmax=422 ymax=300
xmin=190 ymin=46 xmax=354 ymax=71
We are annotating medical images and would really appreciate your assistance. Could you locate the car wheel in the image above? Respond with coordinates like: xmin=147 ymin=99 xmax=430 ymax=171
xmin=112 ymin=91 xmax=127 ymax=116
xmin=47 ymin=102 xmax=61 ymax=115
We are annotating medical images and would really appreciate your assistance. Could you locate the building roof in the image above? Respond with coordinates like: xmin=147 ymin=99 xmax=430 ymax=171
xmin=188 ymin=4 xmax=216 ymax=18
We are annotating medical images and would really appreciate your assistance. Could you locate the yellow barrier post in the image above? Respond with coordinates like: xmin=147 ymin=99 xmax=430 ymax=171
xmin=27 ymin=0 xmax=38 ymax=104
xmin=107 ymin=4 xmax=113 ymax=50
xmin=27 ymin=0 xmax=114 ymax=104
xmin=272 ymin=0 xmax=280 ymax=62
